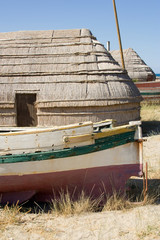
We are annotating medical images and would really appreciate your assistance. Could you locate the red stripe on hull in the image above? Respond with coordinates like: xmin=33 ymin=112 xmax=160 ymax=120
xmin=142 ymin=96 xmax=160 ymax=99
xmin=135 ymin=81 xmax=160 ymax=88
xmin=0 ymin=164 xmax=142 ymax=204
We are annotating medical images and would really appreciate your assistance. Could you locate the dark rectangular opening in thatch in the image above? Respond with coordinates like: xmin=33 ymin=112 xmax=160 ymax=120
xmin=16 ymin=94 xmax=37 ymax=127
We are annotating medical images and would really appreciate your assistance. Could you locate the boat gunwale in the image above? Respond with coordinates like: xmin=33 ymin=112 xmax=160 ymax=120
xmin=0 ymin=121 xmax=93 ymax=136
xmin=0 ymin=130 xmax=136 ymax=164
xmin=0 ymin=121 xmax=136 ymax=137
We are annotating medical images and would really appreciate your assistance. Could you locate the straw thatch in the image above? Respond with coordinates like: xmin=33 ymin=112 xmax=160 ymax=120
xmin=0 ymin=29 xmax=142 ymax=127
xmin=110 ymin=48 xmax=156 ymax=82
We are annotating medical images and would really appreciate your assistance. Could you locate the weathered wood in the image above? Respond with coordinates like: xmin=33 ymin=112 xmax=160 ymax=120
xmin=0 ymin=121 xmax=94 ymax=155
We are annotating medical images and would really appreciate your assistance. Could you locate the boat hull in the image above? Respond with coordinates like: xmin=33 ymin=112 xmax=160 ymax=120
xmin=0 ymin=142 xmax=142 ymax=204
xmin=0 ymin=120 xmax=143 ymax=204
xmin=135 ymin=81 xmax=160 ymax=101
xmin=0 ymin=164 xmax=142 ymax=204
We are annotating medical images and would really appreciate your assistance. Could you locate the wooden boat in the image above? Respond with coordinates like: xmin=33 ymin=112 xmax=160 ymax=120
xmin=135 ymin=81 xmax=160 ymax=101
xmin=0 ymin=119 xmax=143 ymax=204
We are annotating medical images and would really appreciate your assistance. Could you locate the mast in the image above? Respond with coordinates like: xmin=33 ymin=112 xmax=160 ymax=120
xmin=112 ymin=0 xmax=125 ymax=70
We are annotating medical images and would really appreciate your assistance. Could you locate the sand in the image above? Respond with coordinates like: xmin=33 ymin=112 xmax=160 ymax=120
xmin=143 ymin=135 xmax=160 ymax=177
xmin=1 ymin=205 xmax=160 ymax=240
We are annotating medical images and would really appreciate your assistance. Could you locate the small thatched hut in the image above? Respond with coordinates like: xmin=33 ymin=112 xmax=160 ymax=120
xmin=0 ymin=29 xmax=142 ymax=127
xmin=110 ymin=48 xmax=156 ymax=82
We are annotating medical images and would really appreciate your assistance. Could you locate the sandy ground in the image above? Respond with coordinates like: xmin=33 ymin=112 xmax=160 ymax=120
xmin=1 ymin=205 xmax=160 ymax=240
xmin=143 ymin=135 xmax=160 ymax=177
xmin=0 ymin=135 xmax=160 ymax=240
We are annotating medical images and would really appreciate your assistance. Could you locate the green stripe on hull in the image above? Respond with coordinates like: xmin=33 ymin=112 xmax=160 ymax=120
xmin=0 ymin=131 xmax=135 ymax=164
xmin=141 ymin=92 xmax=160 ymax=96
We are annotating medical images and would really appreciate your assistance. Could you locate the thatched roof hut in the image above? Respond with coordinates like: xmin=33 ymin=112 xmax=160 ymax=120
xmin=110 ymin=48 xmax=156 ymax=82
xmin=0 ymin=29 xmax=142 ymax=127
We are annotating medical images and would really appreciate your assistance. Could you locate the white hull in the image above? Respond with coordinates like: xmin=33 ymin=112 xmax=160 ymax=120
xmin=0 ymin=142 xmax=139 ymax=176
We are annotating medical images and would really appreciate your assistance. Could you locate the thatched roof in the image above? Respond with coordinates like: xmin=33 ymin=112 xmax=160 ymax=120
xmin=110 ymin=48 xmax=156 ymax=82
xmin=0 ymin=29 xmax=142 ymax=126
xmin=0 ymin=29 xmax=141 ymax=103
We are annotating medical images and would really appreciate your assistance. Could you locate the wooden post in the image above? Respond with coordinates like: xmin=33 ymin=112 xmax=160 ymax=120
xmin=107 ymin=41 xmax=110 ymax=51
xmin=112 ymin=0 xmax=125 ymax=70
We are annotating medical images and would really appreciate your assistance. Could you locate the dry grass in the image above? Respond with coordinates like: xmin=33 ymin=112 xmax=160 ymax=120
xmin=141 ymin=103 xmax=160 ymax=121
xmin=0 ymin=203 xmax=25 ymax=231
xmin=102 ymin=192 xmax=132 ymax=211
xmin=1 ymin=204 xmax=160 ymax=240
xmin=50 ymin=190 xmax=102 ymax=216
xmin=48 ymin=188 xmax=158 ymax=216
xmin=141 ymin=103 xmax=160 ymax=136
xmin=1 ymin=190 xmax=154 ymax=223
xmin=137 ymin=224 xmax=160 ymax=240
xmin=141 ymin=104 xmax=160 ymax=180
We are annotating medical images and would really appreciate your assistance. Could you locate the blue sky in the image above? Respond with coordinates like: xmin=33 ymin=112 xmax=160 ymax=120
xmin=1 ymin=0 xmax=160 ymax=73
